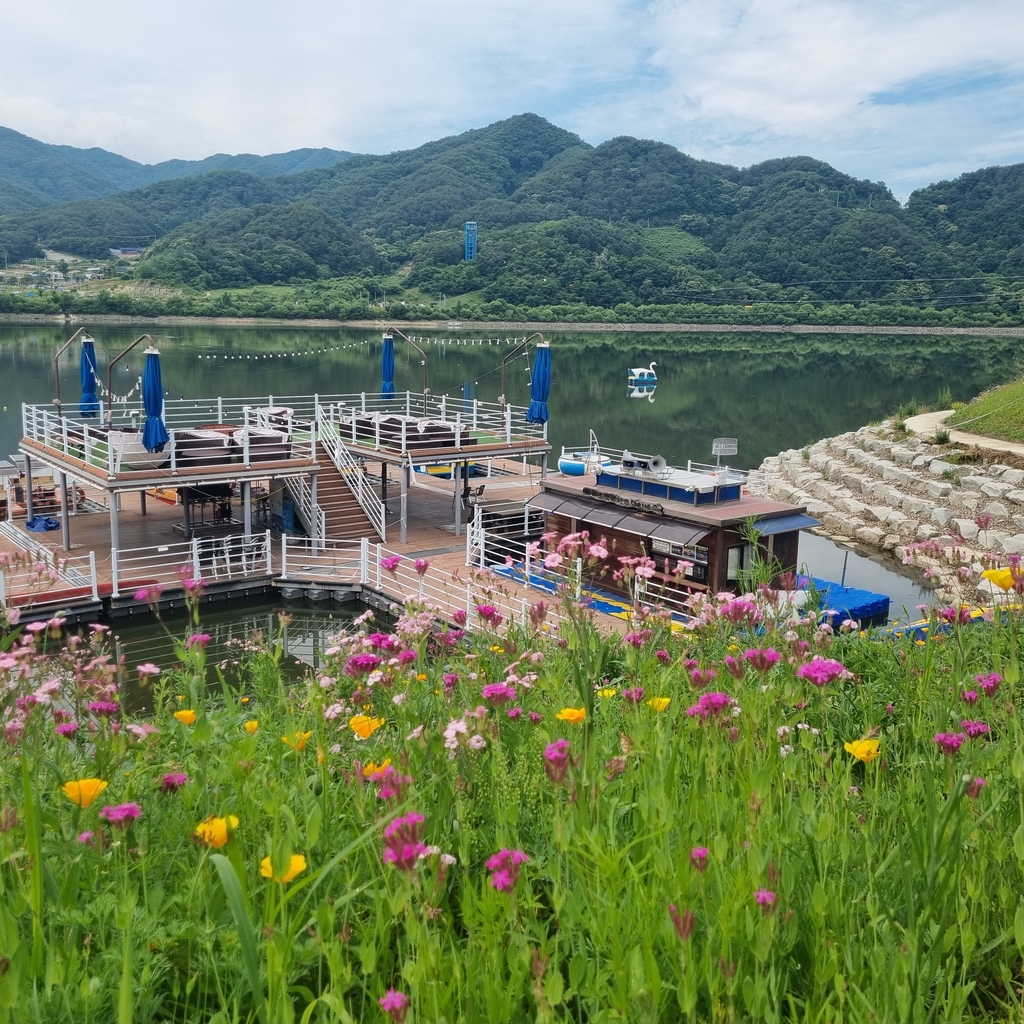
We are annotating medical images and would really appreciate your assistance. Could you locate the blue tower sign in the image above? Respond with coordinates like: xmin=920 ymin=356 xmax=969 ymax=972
xmin=464 ymin=221 xmax=478 ymax=261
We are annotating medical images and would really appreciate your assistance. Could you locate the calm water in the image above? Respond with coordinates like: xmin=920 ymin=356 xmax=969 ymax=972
xmin=2 ymin=324 xmax=1023 ymax=469
xmin=3 ymin=323 xmax=1016 ymax=621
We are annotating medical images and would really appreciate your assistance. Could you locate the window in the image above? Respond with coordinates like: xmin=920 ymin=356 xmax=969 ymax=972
xmin=726 ymin=543 xmax=755 ymax=581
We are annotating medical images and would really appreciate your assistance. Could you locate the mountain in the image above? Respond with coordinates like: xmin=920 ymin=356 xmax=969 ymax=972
xmin=0 ymin=125 xmax=354 ymax=216
xmin=3 ymin=113 xmax=1024 ymax=316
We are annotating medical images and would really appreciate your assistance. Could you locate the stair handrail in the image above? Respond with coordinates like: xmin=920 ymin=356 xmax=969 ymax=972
xmin=315 ymin=406 xmax=387 ymax=542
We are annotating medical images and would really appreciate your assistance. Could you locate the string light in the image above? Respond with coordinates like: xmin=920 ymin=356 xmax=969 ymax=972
xmin=194 ymin=336 xmax=527 ymax=361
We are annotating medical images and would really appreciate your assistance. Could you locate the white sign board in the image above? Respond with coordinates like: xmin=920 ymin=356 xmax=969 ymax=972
xmin=712 ymin=437 xmax=738 ymax=457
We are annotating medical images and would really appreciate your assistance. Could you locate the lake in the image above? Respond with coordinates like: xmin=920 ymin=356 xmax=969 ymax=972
xmin=1 ymin=322 xmax=1015 ymax=619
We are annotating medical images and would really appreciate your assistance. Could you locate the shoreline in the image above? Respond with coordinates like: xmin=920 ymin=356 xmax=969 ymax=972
xmin=2 ymin=313 xmax=1024 ymax=337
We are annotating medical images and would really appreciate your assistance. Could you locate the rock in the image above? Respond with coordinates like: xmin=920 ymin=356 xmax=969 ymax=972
xmin=960 ymin=475 xmax=990 ymax=491
xmin=954 ymin=519 xmax=980 ymax=541
xmin=915 ymin=524 xmax=941 ymax=541
xmin=882 ymin=467 xmax=916 ymax=488
xmin=891 ymin=448 xmax=917 ymax=467
xmin=925 ymin=480 xmax=953 ymax=499
xmin=912 ymin=455 xmax=930 ymax=469
xmin=855 ymin=526 xmax=885 ymax=546
xmin=980 ymin=480 xmax=1013 ymax=498
xmin=929 ymin=460 xmax=955 ymax=476
xmin=902 ymin=496 xmax=933 ymax=517
xmin=838 ymin=497 xmax=870 ymax=518
xmin=1004 ymin=490 xmax=1024 ymax=505
xmin=1001 ymin=535 xmax=1024 ymax=555
xmin=882 ymin=534 xmax=900 ymax=551
xmin=1003 ymin=469 xmax=1024 ymax=486
xmin=982 ymin=502 xmax=1010 ymax=518
xmin=931 ymin=507 xmax=954 ymax=528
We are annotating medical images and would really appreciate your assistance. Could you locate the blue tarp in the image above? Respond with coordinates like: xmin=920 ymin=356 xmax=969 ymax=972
xmin=26 ymin=516 xmax=60 ymax=532
xmin=381 ymin=334 xmax=396 ymax=399
xmin=526 ymin=343 xmax=550 ymax=424
xmin=79 ymin=339 xmax=99 ymax=418
xmin=141 ymin=350 xmax=169 ymax=452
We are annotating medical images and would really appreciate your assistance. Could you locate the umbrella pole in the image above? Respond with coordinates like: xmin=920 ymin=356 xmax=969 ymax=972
xmin=59 ymin=473 xmax=70 ymax=551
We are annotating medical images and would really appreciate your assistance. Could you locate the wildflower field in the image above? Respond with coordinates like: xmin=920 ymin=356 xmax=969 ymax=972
xmin=2 ymin=557 xmax=1024 ymax=1023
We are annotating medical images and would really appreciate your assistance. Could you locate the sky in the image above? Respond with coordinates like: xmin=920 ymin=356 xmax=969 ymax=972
xmin=4 ymin=0 xmax=1024 ymax=198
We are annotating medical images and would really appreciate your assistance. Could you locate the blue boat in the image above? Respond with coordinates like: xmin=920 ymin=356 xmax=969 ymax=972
xmin=557 ymin=430 xmax=612 ymax=476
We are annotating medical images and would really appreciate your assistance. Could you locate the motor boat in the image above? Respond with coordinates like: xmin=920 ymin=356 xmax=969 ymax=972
xmin=558 ymin=430 xmax=612 ymax=476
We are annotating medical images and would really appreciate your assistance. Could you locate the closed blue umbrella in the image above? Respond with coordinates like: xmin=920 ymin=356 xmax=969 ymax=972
xmin=526 ymin=341 xmax=550 ymax=424
xmin=79 ymin=338 xmax=99 ymax=417
xmin=141 ymin=348 xmax=169 ymax=452
xmin=381 ymin=333 xmax=396 ymax=399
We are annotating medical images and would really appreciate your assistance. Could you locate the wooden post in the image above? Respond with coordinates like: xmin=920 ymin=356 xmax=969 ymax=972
xmin=24 ymin=456 xmax=34 ymax=521
xmin=140 ymin=491 xmax=147 ymax=516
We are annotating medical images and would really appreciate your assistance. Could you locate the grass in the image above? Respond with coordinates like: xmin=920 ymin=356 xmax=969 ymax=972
xmin=3 ymin=541 xmax=1024 ymax=1022
xmin=950 ymin=377 xmax=1024 ymax=442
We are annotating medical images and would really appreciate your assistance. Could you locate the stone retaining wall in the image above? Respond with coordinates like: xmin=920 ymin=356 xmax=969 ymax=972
xmin=750 ymin=422 xmax=1024 ymax=604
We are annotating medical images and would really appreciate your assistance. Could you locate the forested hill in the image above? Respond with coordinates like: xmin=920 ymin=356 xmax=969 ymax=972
xmin=3 ymin=113 xmax=1024 ymax=323
xmin=0 ymin=125 xmax=354 ymax=215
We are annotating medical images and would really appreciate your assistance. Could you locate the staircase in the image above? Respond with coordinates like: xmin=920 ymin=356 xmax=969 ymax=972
xmin=315 ymin=462 xmax=381 ymax=540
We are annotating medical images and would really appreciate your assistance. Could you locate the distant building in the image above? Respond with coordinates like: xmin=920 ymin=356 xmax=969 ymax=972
xmin=109 ymin=247 xmax=144 ymax=257
xmin=464 ymin=222 xmax=477 ymax=261
xmin=44 ymin=271 xmax=64 ymax=282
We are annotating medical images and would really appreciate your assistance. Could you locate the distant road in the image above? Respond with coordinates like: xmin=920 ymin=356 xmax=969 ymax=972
xmin=3 ymin=313 xmax=1024 ymax=337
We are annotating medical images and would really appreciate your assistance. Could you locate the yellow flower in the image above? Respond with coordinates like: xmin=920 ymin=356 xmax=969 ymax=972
xmin=556 ymin=707 xmax=586 ymax=725
xmin=349 ymin=714 xmax=385 ymax=740
xmin=982 ymin=567 xmax=1015 ymax=591
xmin=597 ymin=688 xmax=617 ymax=699
xmin=362 ymin=759 xmax=392 ymax=777
xmin=647 ymin=697 xmax=671 ymax=712
xmin=244 ymin=720 xmax=259 ymax=735
xmin=490 ymin=645 xmax=505 ymax=653
xmin=281 ymin=730 xmax=313 ymax=751
xmin=260 ymin=853 xmax=307 ymax=884
xmin=176 ymin=694 xmax=186 ymax=701
xmin=844 ymin=738 xmax=880 ymax=763
xmin=240 ymin=696 xmax=250 ymax=704
xmin=194 ymin=814 xmax=239 ymax=849
xmin=416 ymin=673 xmax=427 ymax=681
xmin=61 ymin=778 xmax=108 ymax=808
xmin=174 ymin=709 xmax=197 ymax=726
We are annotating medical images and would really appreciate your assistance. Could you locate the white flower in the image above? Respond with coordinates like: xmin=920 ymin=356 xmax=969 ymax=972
xmin=777 ymin=725 xmax=791 ymax=739
xmin=440 ymin=853 xmax=457 ymax=866
xmin=392 ymin=692 xmax=407 ymax=705
xmin=779 ymin=745 xmax=794 ymax=758
xmin=407 ymin=725 xmax=424 ymax=741
xmin=467 ymin=734 xmax=486 ymax=750
xmin=731 ymin=706 xmax=742 ymax=717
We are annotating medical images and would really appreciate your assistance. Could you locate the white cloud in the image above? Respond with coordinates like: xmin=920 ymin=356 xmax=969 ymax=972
xmin=1 ymin=0 xmax=1023 ymax=196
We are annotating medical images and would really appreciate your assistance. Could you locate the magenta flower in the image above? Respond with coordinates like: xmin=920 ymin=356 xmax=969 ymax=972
xmin=796 ymin=658 xmax=850 ymax=687
xmin=686 ymin=692 xmax=733 ymax=722
xmin=724 ymin=655 xmax=744 ymax=679
xmin=397 ymin=650 xmax=418 ymax=666
xmin=452 ymin=608 xmax=468 ymax=626
xmin=476 ymin=604 xmax=504 ymax=627
xmin=186 ymin=633 xmax=211 ymax=649
xmin=960 ymin=719 xmax=990 ymax=739
xmin=507 ymin=707 xmax=523 ymax=720
xmin=720 ymin=598 xmax=761 ymax=627
xmin=378 ymin=989 xmax=410 ymax=1023
xmin=160 ymin=772 xmax=189 ymax=793
xmin=88 ymin=700 xmax=119 ymax=717
xmin=99 ymin=803 xmax=142 ymax=829
xmin=976 ymin=672 xmax=1001 ymax=696
xmin=486 ymin=848 xmax=529 ymax=892
xmin=543 ymin=739 xmax=572 ymax=783
xmin=527 ymin=711 xmax=543 ymax=724
xmin=443 ymin=672 xmax=459 ymax=692
xmin=655 ymin=649 xmax=671 ymax=665
xmin=669 ymin=903 xmax=695 ymax=941
xmin=77 ymin=830 xmax=94 ymax=844
xmin=55 ymin=722 xmax=79 ymax=739
xmin=934 ymin=732 xmax=966 ymax=755
xmin=380 ymin=555 xmax=402 ymax=574
xmin=344 ymin=653 xmax=382 ymax=676
xmin=960 ymin=690 xmax=978 ymax=705
xmin=414 ymin=559 xmax=430 ymax=576
xmin=382 ymin=812 xmax=427 ymax=871
xmin=481 ymin=682 xmax=517 ymax=705
xmin=754 ymin=888 xmax=776 ymax=913
xmin=744 ymin=648 xmax=781 ymax=673
xmin=371 ymin=766 xmax=412 ymax=802
xmin=690 ymin=846 xmax=709 ymax=873
xmin=623 ymin=686 xmax=645 ymax=704
xmin=690 ymin=668 xmax=717 ymax=689
xmin=966 ymin=776 xmax=987 ymax=800
xmin=366 ymin=632 xmax=391 ymax=649
xmin=624 ymin=629 xmax=653 ymax=648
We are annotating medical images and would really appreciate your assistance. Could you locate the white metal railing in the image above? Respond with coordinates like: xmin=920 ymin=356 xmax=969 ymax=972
xmin=21 ymin=403 xmax=317 ymax=478
xmin=110 ymin=530 xmax=272 ymax=598
xmin=0 ymin=546 xmax=100 ymax=611
xmin=465 ymin=500 xmax=545 ymax=567
xmin=279 ymin=536 xmax=562 ymax=632
xmin=315 ymin=405 xmax=387 ymax=540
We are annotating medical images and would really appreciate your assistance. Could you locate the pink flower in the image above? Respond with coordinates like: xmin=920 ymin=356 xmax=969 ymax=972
xmin=655 ymin=649 xmax=671 ymax=665
xmin=743 ymin=648 xmax=781 ymax=673
xmin=754 ymin=888 xmax=776 ymax=913
xmin=796 ymin=658 xmax=850 ymax=687
xmin=961 ymin=720 xmax=990 ymax=739
xmin=382 ymin=812 xmax=427 ymax=871
xmin=934 ymin=732 xmax=966 ymax=755
xmin=370 ymin=765 xmax=412 ymax=802
xmin=623 ymin=686 xmax=645 ymax=704
xmin=160 ymin=772 xmax=189 ymax=793
xmin=686 ymin=692 xmax=733 ymax=722
xmin=99 ymin=803 xmax=142 ymax=829
xmin=443 ymin=672 xmax=459 ymax=692
xmin=507 ymin=707 xmax=523 ymax=720
xmin=186 ymin=633 xmax=211 ymax=649
xmin=55 ymin=721 xmax=79 ymax=739
xmin=137 ymin=663 xmax=161 ymax=678
xmin=481 ymin=682 xmax=517 ymax=705
xmin=414 ymin=559 xmax=430 ymax=576
xmin=380 ymin=555 xmax=402 ymax=574
xmin=966 ymin=777 xmax=987 ymax=800
xmin=486 ymin=848 xmax=529 ymax=892
xmin=544 ymin=551 xmax=564 ymax=569
xmin=690 ymin=846 xmax=709 ymax=873
xmin=476 ymin=604 xmax=504 ymax=627
xmin=669 ymin=904 xmax=695 ymax=941
xmin=88 ymin=700 xmax=119 ymax=717
xmin=527 ymin=711 xmax=543 ymax=724
xmin=378 ymin=989 xmax=410 ymax=1023
xmin=543 ymin=739 xmax=572 ymax=783
xmin=690 ymin=668 xmax=717 ymax=689
xmin=344 ymin=653 xmax=382 ymax=676
xmin=724 ymin=655 xmax=744 ymax=679
xmin=397 ymin=650 xmax=418 ymax=666
xmin=77 ymin=830 xmax=94 ymax=844
xmin=624 ymin=629 xmax=653 ymax=648
xmin=976 ymin=673 xmax=1001 ymax=696
xmin=452 ymin=608 xmax=467 ymax=626
xmin=528 ymin=601 xmax=549 ymax=629
xmin=960 ymin=690 xmax=978 ymax=705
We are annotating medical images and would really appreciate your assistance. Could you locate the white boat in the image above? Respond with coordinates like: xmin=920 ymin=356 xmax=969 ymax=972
xmin=628 ymin=383 xmax=657 ymax=403
xmin=628 ymin=361 xmax=658 ymax=383
xmin=558 ymin=430 xmax=612 ymax=476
